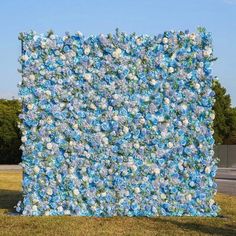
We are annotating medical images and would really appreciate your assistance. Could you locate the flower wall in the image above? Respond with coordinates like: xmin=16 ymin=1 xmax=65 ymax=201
xmin=17 ymin=28 xmax=219 ymax=216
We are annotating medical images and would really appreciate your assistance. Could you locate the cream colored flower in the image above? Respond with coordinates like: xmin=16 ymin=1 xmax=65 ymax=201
xmin=46 ymin=143 xmax=53 ymax=150
xmin=161 ymin=193 xmax=166 ymax=200
xmin=27 ymin=104 xmax=34 ymax=110
xmin=84 ymin=73 xmax=92 ymax=82
xmin=29 ymin=74 xmax=35 ymax=80
xmin=168 ymin=67 xmax=174 ymax=73
xmin=33 ymin=166 xmax=40 ymax=174
xmin=46 ymin=187 xmax=53 ymax=196
xmin=134 ymin=187 xmax=141 ymax=193
xmin=162 ymin=37 xmax=168 ymax=44
xmin=84 ymin=46 xmax=91 ymax=55
xmin=73 ymin=189 xmax=79 ymax=196
xmin=112 ymin=48 xmax=122 ymax=58
xmin=21 ymin=136 xmax=27 ymax=143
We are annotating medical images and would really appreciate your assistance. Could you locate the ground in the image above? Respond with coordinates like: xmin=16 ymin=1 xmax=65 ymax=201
xmin=0 ymin=171 xmax=236 ymax=236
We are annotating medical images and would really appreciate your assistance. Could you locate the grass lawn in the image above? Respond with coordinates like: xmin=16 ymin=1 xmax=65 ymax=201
xmin=0 ymin=171 xmax=236 ymax=236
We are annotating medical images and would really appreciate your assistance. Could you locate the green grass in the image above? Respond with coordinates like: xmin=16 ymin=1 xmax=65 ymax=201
xmin=0 ymin=171 xmax=236 ymax=236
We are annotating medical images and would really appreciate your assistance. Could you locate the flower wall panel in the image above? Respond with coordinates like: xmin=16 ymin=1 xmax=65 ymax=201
xmin=17 ymin=29 xmax=219 ymax=216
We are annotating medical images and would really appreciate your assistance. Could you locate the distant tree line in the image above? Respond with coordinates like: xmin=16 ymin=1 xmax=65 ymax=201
xmin=0 ymin=81 xmax=236 ymax=164
xmin=0 ymin=99 xmax=22 ymax=164
xmin=213 ymin=81 xmax=236 ymax=144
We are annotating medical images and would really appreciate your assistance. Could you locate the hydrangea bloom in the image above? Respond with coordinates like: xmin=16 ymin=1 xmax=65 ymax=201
xmin=16 ymin=28 xmax=219 ymax=216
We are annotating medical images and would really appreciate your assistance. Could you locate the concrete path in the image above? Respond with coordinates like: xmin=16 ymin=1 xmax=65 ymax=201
xmin=0 ymin=165 xmax=236 ymax=195
xmin=216 ymin=168 xmax=236 ymax=180
xmin=216 ymin=179 xmax=236 ymax=196
xmin=0 ymin=165 xmax=22 ymax=171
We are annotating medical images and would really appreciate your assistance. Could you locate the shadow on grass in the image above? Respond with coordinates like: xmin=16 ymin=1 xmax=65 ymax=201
xmin=0 ymin=189 xmax=22 ymax=213
xmin=148 ymin=217 xmax=236 ymax=236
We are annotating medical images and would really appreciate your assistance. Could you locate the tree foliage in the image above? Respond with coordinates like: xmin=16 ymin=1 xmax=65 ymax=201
xmin=213 ymin=81 xmax=236 ymax=144
xmin=0 ymin=99 xmax=22 ymax=164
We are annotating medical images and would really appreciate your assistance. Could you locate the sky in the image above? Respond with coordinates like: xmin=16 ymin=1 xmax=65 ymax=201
xmin=0 ymin=0 xmax=235 ymax=106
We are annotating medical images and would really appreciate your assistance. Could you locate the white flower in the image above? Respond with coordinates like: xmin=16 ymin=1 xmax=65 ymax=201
xmin=143 ymin=96 xmax=150 ymax=102
xmin=45 ymin=90 xmax=51 ymax=96
xmin=164 ymin=98 xmax=170 ymax=105
xmin=186 ymin=194 xmax=192 ymax=201
xmin=205 ymin=166 xmax=211 ymax=174
xmin=56 ymin=174 xmax=62 ymax=183
xmin=161 ymin=131 xmax=167 ymax=138
xmin=161 ymin=193 xmax=166 ymax=200
xmin=112 ymin=48 xmax=122 ymax=58
xmin=84 ymin=46 xmax=91 ymax=55
xmin=153 ymin=167 xmax=160 ymax=175
xmin=21 ymin=136 xmax=27 ymax=143
xmin=45 ymin=210 xmax=50 ymax=216
xmin=64 ymin=210 xmax=71 ymax=215
xmin=168 ymin=67 xmax=174 ymax=73
xmin=113 ymin=115 xmax=119 ymax=121
xmin=101 ymin=192 xmax=107 ymax=197
xmin=152 ymin=195 xmax=158 ymax=200
xmin=60 ymin=54 xmax=66 ymax=60
xmin=82 ymin=176 xmax=89 ymax=182
xmin=167 ymin=142 xmax=173 ymax=148
xmin=162 ymin=37 xmax=168 ymax=44
xmin=158 ymin=116 xmax=165 ymax=122
xmin=100 ymin=103 xmax=106 ymax=109
xmin=68 ymin=167 xmax=75 ymax=174
xmin=103 ymin=137 xmax=109 ymax=145
xmin=150 ymin=79 xmax=157 ymax=85
xmin=182 ymin=118 xmax=189 ymax=126
xmin=46 ymin=143 xmax=53 ymax=150
xmin=128 ymin=73 xmax=138 ymax=80
xmin=203 ymin=47 xmax=212 ymax=57
xmin=181 ymin=104 xmax=187 ymax=110
xmin=131 ymin=164 xmax=137 ymax=171
xmin=84 ymin=73 xmax=92 ymax=83
xmin=46 ymin=188 xmax=53 ymax=196
xmin=190 ymin=33 xmax=196 ymax=40
xmin=29 ymin=74 xmax=35 ymax=80
xmin=134 ymin=142 xmax=140 ymax=149
xmin=46 ymin=117 xmax=53 ymax=125
xmin=73 ymin=123 xmax=78 ymax=129
xmin=164 ymin=82 xmax=170 ymax=89
xmin=90 ymin=103 xmax=97 ymax=110
xmin=140 ymin=118 xmax=146 ymax=124
xmin=178 ymin=163 xmax=184 ymax=171
xmin=210 ymin=113 xmax=215 ymax=120
xmin=134 ymin=187 xmax=140 ymax=194
xmin=27 ymin=104 xmax=34 ymax=110
xmin=73 ymin=189 xmax=79 ymax=196
xmin=123 ymin=126 xmax=129 ymax=134
xmin=32 ymin=205 xmax=38 ymax=211
xmin=136 ymin=38 xmax=142 ymax=45
xmin=194 ymin=83 xmax=200 ymax=90
xmin=209 ymin=199 xmax=215 ymax=206
xmin=21 ymin=55 xmax=28 ymax=61
xmin=33 ymin=166 xmax=40 ymax=174
xmin=57 ymin=206 xmax=63 ymax=212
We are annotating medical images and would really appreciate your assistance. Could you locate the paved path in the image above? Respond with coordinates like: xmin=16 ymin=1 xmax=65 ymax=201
xmin=1 ymin=165 xmax=236 ymax=195
xmin=216 ymin=168 xmax=236 ymax=180
xmin=216 ymin=179 xmax=236 ymax=196
xmin=0 ymin=165 xmax=22 ymax=171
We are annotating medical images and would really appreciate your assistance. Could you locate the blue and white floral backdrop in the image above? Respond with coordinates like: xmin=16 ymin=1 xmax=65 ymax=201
xmin=16 ymin=28 xmax=219 ymax=216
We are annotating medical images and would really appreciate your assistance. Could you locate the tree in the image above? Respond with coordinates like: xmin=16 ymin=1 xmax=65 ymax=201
xmin=213 ymin=80 xmax=236 ymax=144
xmin=0 ymin=99 xmax=22 ymax=164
